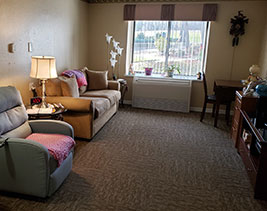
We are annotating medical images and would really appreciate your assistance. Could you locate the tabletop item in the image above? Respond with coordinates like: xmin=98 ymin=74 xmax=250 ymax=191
xmin=30 ymin=56 xmax=57 ymax=108
xmin=256 ymin=84 xmax=267 ymax=97
xmin=30 ymin=97 xmax=42 ymax=106
xmin=27 ymin=107 xmax=66 ymax=120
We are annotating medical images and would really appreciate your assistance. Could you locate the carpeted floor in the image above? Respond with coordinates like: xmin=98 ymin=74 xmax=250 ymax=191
xmin=1 ymin=106 xmax=267 ymax=211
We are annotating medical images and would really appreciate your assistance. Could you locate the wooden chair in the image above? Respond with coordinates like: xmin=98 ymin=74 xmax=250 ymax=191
xmin=200 ymin=73 xmax=231 ymax=126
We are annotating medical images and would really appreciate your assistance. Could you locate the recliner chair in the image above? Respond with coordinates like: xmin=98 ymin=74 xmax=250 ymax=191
xmin=0 ymin=86 xmax=75 ymax=198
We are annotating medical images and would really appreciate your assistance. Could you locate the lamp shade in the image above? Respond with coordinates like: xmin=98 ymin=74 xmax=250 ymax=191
xmin=30 ymin=56 xmax=57 ymax=79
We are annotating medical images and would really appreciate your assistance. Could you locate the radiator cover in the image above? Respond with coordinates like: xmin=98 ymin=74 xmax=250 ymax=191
xmin=132 ymin=76 xmax=192 ymax=113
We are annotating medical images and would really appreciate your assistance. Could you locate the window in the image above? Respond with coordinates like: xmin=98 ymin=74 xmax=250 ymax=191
xmin=127 ymin=21 xmax=209 ymax=77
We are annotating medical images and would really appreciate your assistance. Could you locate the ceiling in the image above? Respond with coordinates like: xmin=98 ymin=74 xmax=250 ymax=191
xmin=83 ymin=0 xmax=267 ymax=4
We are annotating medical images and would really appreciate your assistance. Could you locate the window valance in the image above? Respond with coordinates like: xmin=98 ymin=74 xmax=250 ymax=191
xmin=124 ymin=4 xmax=217 ymax=21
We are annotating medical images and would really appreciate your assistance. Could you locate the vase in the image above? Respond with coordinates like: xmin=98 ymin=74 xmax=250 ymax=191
xmin=167 ymin=71 xmax=174 ymax=77
xmin=145 ymin=68 xmax=152 ymax=76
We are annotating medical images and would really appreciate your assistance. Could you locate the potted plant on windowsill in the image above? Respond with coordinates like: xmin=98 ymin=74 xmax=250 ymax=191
xmin=166 ymin=65 xmax=180 ymax=77
xmin=145 ymin=67 xmax=153 ymax=76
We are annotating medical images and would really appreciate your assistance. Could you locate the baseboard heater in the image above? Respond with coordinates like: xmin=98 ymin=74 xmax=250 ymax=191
xmin=132 ymin=76 xmax=192 ymax=113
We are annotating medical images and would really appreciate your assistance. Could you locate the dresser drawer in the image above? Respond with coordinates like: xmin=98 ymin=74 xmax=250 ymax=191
xmin=238 ymin=138 xmax=257 ymax=186
xmin=235 ymin=97 xmax=241 ymax=109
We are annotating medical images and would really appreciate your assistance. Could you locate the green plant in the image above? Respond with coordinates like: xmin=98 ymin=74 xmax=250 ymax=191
xmin=166 ymin=65 xmax=180 ymax=74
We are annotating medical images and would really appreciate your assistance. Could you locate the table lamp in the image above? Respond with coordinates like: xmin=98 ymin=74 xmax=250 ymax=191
xmin=30 ymin=56 xmax=57 ymax=108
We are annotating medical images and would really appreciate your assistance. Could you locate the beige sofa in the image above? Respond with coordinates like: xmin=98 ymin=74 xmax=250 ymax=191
xmin=43 ymin=69 xmax=121 ymax=140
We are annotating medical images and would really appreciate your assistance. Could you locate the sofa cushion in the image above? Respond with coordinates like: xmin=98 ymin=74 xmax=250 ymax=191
xmin=46 ymin=79 xmax=62 ymax=96
xmin=86 ymin=70 xmax=108 ymax=90
xmin=91 ymin=97 xmax=111 ymax=119
xmin=59 ymin=76 xmax=79 ymax=98
xmin=81 ymin=90 xmax=121 ymax=106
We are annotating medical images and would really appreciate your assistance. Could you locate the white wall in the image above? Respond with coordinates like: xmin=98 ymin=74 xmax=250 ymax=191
xmin=86 ymin=1 xmax=267 ymax=108
xmin=0 ymin=0 xmax=90 ymax=104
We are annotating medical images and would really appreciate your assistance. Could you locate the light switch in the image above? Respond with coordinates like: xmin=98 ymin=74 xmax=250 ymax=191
xmin=28 ymin=42 xmax=32 ymax=52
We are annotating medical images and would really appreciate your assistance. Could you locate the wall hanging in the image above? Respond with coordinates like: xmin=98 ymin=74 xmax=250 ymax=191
xmin=229 ymin=11 xmax=249 ymax=46
xmin=105 ymin=33 xmax=123 ymax=80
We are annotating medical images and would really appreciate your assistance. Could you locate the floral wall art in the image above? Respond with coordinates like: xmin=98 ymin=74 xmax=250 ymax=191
xmin=105 ymin=33 xmax=123 ymax=80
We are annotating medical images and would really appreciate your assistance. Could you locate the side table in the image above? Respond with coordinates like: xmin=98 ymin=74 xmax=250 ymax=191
xmin=27 ymin=108 xmax=67 ymax=121
xmin=118 ymin=79 xmax=128 ymax=106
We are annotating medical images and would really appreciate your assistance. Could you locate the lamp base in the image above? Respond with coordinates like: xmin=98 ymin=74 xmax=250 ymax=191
xmin=40 ymin=101 xmax=49 ymax=108
xmin=40 ymin=79 xmax=49 ymax=108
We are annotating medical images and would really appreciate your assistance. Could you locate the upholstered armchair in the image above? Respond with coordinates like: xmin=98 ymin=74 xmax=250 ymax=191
xmin=0 ymin=86 xmax=75 ymax=198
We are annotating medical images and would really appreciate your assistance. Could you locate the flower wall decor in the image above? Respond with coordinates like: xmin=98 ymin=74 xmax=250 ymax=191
xmin=105 ymin=33 xmax=124 ymax=80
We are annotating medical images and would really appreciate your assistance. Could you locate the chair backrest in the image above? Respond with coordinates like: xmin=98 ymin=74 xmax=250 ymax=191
xmin=202 ymin=72 xmax=208 ymax=98
xmin=0 ymin=86 xmax=31 ymax=138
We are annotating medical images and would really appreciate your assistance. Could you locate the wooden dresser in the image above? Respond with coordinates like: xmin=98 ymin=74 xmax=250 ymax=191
xmin=232 ymin=91 xmax=267 ymax=199
xmin=231 ymin=91 xmax=258 ymax=147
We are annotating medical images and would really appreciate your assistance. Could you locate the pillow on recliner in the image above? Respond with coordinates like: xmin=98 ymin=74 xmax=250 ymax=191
xmin=86 ymin=70 xmax=108 ymax=90
xmin=59 ymin=76 xmax=79 ymax=97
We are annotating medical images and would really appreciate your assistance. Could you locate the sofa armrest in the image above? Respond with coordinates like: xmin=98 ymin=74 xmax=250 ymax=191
xmin=0 ymin=138 xmax=50 ymax=198
xmin=108 ymin=80 xmax=120 ymax=91
xmin=46 ymin=96 xmax=93 ymax=112
xmin=29 ymin=120 xmax=74 ymax=138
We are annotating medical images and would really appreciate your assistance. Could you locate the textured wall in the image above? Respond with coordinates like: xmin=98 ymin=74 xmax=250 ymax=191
xmin=259 ymin=15 xmax=267 ymax=79
xmin=86 ymin=1 xmax=267 ymax=108
xmin=0 ymin=0 xmax=90 ymax=104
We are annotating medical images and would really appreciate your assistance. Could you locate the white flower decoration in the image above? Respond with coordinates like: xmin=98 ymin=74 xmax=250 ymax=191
xmin=116 ymin=47 xmax=123 ymax=56
xmin=110 ymin=50 xmax=118 ymax=59
xmin=112 ymin=39 xmax=120 ymax=49
xmin=105 ymin=33 xmax=112 ymax=44
xmin=110 ymin=58 xmax=117 ymax=68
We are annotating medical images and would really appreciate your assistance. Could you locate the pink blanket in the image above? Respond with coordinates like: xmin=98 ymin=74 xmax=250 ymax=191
xmin=26 ymin=133 xmax=75 ymax=166
xmin=61 ymin=70 xmax=87 ymax=88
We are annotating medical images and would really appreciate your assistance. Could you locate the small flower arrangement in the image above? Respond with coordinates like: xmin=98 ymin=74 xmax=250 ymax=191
xmin=166 ymin=65 xmax=180 ymax=77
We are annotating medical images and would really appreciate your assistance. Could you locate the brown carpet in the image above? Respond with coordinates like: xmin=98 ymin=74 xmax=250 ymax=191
xmin=1 ymin=106 xmax=267 ymax=211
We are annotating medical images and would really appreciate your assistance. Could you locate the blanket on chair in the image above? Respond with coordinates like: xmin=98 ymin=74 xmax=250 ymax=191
xmin=26 ymin=133 xmax=75 ymax=166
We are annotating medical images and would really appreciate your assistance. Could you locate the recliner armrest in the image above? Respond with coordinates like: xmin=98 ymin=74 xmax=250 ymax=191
xmin=108 ymin=80 xmax=120 ymax=91
xmin=46 ymin=96 xmax=93 ymax=112
xmin=0 ymin=138 xmax=50 ymax=198
xmin=29 ymin=120 xmax=74 ymax=138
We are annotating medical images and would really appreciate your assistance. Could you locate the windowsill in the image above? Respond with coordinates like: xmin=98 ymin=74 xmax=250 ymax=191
xmin=124 ymin=73 xmax=202 ymax=82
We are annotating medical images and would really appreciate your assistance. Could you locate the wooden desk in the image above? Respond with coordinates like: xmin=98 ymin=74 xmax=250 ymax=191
xmin=213 ymin=80 xmax=243 ymax=127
